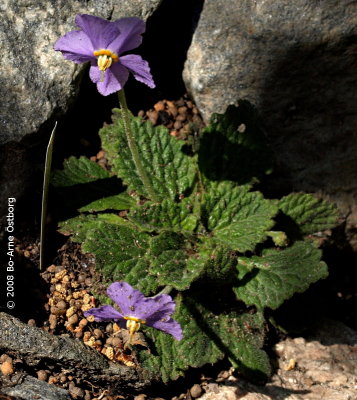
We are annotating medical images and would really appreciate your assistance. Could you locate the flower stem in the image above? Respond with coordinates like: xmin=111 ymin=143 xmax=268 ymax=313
xmin=157 ymin=285 xmax=173 ymax=295
xmin=118 ymin=89 xmax=159 ymax=202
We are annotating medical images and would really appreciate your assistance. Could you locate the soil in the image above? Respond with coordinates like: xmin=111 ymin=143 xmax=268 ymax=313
xmin=1 ymin=94 xmax=356 ymax=400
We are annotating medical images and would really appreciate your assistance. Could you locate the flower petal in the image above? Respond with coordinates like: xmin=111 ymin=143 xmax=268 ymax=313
xmin=75 ymin=14 xmax=119 ymax=50
xmin=83 ymin=305 xmax=123 ymax=321
xmin=120 ymin=54 xmax=155 ymax=88
xmin=134 ymin=294 xmax=176 ymax=322
xmin=106 ymin=281 xmax=145 ymax=316
xmin=108 ymin=17 xmax=146 ymax=54
xmin=89 ymin=63 xmax=129 ymax=96
xmin=54 ymin=30 xmax=95 ymax=63
xmin=149 ymin=317 xmax=183 ymax=340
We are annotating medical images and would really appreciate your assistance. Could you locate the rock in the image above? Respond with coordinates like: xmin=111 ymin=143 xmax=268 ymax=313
xmin=1 ymin=375 xmax=71 ymax=400
xmin=190 ymin=383 xmax=203 ymax=398
xmin=0 ymin=0 xmax=161 ymax=217
xmin=200 ymin=323 xmax=357 ymax=400
xmin=184 ymin=0 xmax=357 ymax=246
xmin=0 ymin=312 xmax=150 ymax=390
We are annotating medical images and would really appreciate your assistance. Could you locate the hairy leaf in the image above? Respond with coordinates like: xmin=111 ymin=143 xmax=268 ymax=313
xmin=198 ymin=101 xmax=273 ymax=184
xmin=58 ymin=214 xmax=128 ymax=242
xmin=203 ymin=182 xmax=278 ymax=252
xmin=233 ymin=241 xmax=328 ymax=310
xmin=140 ymin=293 xmax=270 ymax=382
xmin=52 ymin=156 xmax=111 ymax=187
xmin=279 ymin=193 xmax=339 ymax=236
xmin=79 ymin=192 xmax=136 ymax=212
xmin=100 ymin=110 xmax=197 ymax=201
xmin=148 ymin=231 xmax=206 ymax=290
xmin=129 ymin=198 xmax=198 ymax=232
xmin=82 ymin=223 xmax=157 ymax=295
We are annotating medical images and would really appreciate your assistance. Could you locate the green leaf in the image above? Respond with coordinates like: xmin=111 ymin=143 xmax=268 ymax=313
xmin=199 ymin=101 xmax=273 ymax=184
xmin=203 ymin=182 xmax=278 ymax=252
xmin=58 ymin=213 xmax=128 ymax=242
xmin=52 ymin=157 xmax=122 ymax=211
xmin=139 ymin=293 xmax=270 ymax=382
xmin=51 ymin=156 xmax=111 ymax=187
xmin=100 ymin=110 xmax=197 ymax=200
xmin=279 ymin=193 xmax=339 ymax=236
xmin=79 ymin=192 xmax=136 ymax=212
xmin=82 ymin=223 xmax=157 ymax=295
xmin=148 ymin=231 xmax=206 ymax=290
xmin=129 ymin=198 xmax=198 ymax=232
xmin=233 ymin=241 xmax=328 ymax=310
xmin=199 ymin=242 xmax=238 ymax=284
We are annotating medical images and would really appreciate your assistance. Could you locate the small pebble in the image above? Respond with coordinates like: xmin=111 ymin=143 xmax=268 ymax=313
xmin=138 ymin=110 xmax=145 ymax=118
xmin=134 ymin=395 xmax=147 ymax=400
xmin=37 ymin=370 xmax=48 ymax=381
xmin=27 ymin=319 xmax=36 ymax=326
xmin=111 ymin=337 xmax=122 ymax=347
xmin=1 ymin=360 xmax=14 ymax=375
xmin=56 ymin=300 xmax=67 ymax=310
xmin=93 ymin=328 xmax=104 ymax=339
xmin=154 ymin=101 xmax=165 ymax=112
xmin=48 ymin=376 xmax=58 ymax=384
xmin=190 ymin=384 xmax=203 ymax=398
xmin=67 ymin=314 xmax=78 ymax=326
xmin=174 ymin=121 xmax=183 ymax=130
xmin=69 ymin=385 xmax=85 ymax=399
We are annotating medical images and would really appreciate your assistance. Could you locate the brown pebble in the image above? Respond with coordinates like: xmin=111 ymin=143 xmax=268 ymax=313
xmin=138 ymin=110 xmax=145 ymax=118
xmin=106 ymin=337 xmax=114 ymax=345
xmin=134 ymin=395 xmax=147 ymax=400
xmin=75 ymin=331 xmax=83 ymax=339
xmin=67 ymin=314 xmax=78 ymax=326
xmin=37 ymin=370 xmax=48 ymax=381
xmin=0 ymin=354 xmax=11 ymax=363
xmin=47 ymin=265 xmax=56 ymax=273
xmin=78 ymin=319 xmax=88 ymax=328
xmin=93 ymin=329 xmax=104 ymax=339
xmin=178 ymin=106 xmax=188 ymax=114
xmin=176 ymin=114 xmax=186 ymax=122
xmin=50 ymin=306 xmax=66 ymax=316
xmin=187 ymin=100 xmax=193 ymax=108
xmin=77 ymin=274 xmax=86 ymax=283
xmin=190 ymin=384 xmax=203 ymax=398
xmin=56 ymin=300 xmax=67 ymax=310
xmin=105 ymin=323 xmax=113 ymax=333
xmin=1 ymin=360 xmax=14 ymax=375
xmin=48 ymin=376 xmax=58 ymax=384
xmin=192 ymin=107 xmax=199 ymax=114
xmin=174 ymin=121 xmax=183 ymax=130
xmin=27 ymin=319 xmax=36 ymax=327
xmin=97 ymin=150 xmax=105 ymax=159
xmin=154 ymin=101 xmax=165 ymax=112
xmin=60 ymin=374 xmax=67 ymax=383
xmin=111 ymin=337 xmax=122 ymax=347
xmin=147 ymin=110 xmax=159 ymax=125
xmin=69 ymin=385 xmax=84 ymax=399
xmin=90 ymin=156 xmax=96 ymax=162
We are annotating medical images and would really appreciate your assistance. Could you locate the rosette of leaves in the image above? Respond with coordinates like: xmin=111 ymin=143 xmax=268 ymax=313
xmin=53 ymin=101 xmax=338 ymax=382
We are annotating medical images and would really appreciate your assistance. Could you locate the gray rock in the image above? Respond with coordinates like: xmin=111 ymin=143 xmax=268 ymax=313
xmin=184 ymin=0 xmax=357 ymax=246
xmin=0 ymin=312 xmax=150 ymax=390
xmin=0 ymin=0 xmax=161 ymax=216
xmin=1 ymin=375 xmax=71 ymax=400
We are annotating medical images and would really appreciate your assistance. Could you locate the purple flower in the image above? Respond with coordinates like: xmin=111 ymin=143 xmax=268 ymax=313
xmin=54 ymin=14 xmax=155 ymax=96
xmin=84 ymin=282 xmax=183 ymax=341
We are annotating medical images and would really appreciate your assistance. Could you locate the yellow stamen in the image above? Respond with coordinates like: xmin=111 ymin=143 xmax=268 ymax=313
xmin=93 ymin=49 xmax=119 ymax=82
xmin=124 ymin=318 xmax=144 ymax=349
xmin=123 ymin=316 xmax=146 ymax=324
